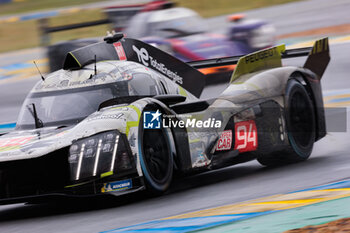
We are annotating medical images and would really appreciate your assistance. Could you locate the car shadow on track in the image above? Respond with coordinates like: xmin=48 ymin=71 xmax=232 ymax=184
xmin=169 ymin=155 xmax=335 ymax=194
xmin=0 ymin=155 xmax=335 ymax=222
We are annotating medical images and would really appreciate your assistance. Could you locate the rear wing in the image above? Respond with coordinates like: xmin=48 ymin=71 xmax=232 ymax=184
xmin=187 ymin=47 xmax=312 ymax=69
xmin=63 ymin=35 xmax=206 ymax=98
xmin=188 ymin=38 xmax=330 ymax=82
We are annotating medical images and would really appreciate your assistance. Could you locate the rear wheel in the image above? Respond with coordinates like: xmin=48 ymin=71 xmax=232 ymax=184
xmin=258 ymin=79 xmax=316 ymax=166
xmin=140 ymin=128 xmax=173 ymax=194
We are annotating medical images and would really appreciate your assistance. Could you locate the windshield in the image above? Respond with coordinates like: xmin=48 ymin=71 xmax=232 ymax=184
xmin=16 ymin=73 xmax=160 ymax=129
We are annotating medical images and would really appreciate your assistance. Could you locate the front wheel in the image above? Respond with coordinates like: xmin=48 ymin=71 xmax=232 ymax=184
xmin=140 ymin=128 xmax=173 ymax=194
xmin=258 ymin=79 xmax=316 ymax=166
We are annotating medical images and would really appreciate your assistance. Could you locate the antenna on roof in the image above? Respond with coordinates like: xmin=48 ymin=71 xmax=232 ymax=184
xmin=94 ymin=54 xmax=97 ymax=75
xmin=33 ymin=61 xmax=45 ymax=81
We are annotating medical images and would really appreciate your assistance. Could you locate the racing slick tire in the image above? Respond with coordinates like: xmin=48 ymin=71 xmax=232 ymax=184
xmin=258 ymin=79 xmax=316 ymax=166
xmin=140 ymin=127 xmax=173 ymax=195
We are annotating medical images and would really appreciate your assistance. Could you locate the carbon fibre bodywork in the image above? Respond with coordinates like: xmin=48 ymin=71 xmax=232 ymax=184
xmin=0 ymin=36 xmax=329 ymax=203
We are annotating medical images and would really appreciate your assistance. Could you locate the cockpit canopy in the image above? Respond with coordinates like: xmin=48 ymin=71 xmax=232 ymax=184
xmin=16 ymin=61 xmax=162 ymax=129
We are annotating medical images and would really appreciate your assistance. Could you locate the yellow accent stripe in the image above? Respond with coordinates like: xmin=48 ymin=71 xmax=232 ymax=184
xmin=110 ymin=105 xmax=141 ymax=117
xmin=100 ymin=171 xmax=113 ymax=178
xmin=287 ymin=34 xmax=350 ymax=49
xmin=128 ymin=105 xmax=141 ymax=117
xmin=189 ymin=138 xmax=201 ymax=143
xmin=164 ymin=188 xmax=350 ymax=219
xmin=62 ymin=8 xmax=81 ymax=14
xmin=0 ymin=145 xmax=20 ymax=152
xmin=323 ymin=93 xmax=350 ymax=101
xmin=30 ymin=58 xmax=48 ymax=64
xmin=323 ymin=92 xmax=350 ymax=107
xmin=126 ymin=105 xmax=141 ymax=137
xmin=178 ymin=86 xmax=188 ymax=97
xmin=332 ymin=35 xmax=350 ymax=43
xmin=108 ymin=104 xmax=141 ymax=136
xmin=4 ymin=17 xmax=20 ymax=23
xmin=317 ymin=188 xmax=350 ymax=191
xmin=64 ymin=180 xmax=91 ymax=188
xmin=126 ymin=121 xmax=139 ymax=137
xmin=249 ymin=199 xmax=323 ymax=205
xmin=5 ymin=67 xmax=38 ymax=75
xmin=69 ymin=52 xmax=82 ymax=67
xmin=325 ymin=101 xmax=350 ymax=107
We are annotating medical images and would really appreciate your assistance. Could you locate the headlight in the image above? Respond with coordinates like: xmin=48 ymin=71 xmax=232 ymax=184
xmin=68 ymin=131 xmax=134 ymax=182
xmin=249 ymin=24 xmax=276 ymax=49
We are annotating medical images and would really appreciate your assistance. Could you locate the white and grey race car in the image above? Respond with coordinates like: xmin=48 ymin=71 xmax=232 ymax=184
xmin=0 ymin=34 xmax=329 ymax=204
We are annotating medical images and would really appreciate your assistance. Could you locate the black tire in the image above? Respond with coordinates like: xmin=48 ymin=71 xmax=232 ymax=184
xmin=140 ymin=128 xmax=173 ymax=194
xmin=258 ymin=79 xmax=316 ymax=166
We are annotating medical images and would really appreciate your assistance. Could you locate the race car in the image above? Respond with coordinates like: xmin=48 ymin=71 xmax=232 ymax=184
xmin=46 ymin=2 xmax=275 ymax=74
xmin=0 ymin=33 xmax=329 ymax=204
xmin=125 ymin=7 xmax=276 ymax=61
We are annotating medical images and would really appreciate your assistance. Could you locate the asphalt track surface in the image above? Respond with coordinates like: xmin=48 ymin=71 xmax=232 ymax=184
xmin=209 ymin=0 xmax=350 ymax=36
xmin=1 ymin=2 xmax=350 ymax=233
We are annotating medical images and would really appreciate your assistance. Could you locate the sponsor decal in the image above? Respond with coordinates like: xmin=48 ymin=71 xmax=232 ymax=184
xmin=234 ymin=120 xmax=257 ymax=153
xmin=132 ymin=45 xmax=183 ymax=84
xmin=216 ymin=130 xmax=232 ymax=151
xmin=87 ymin=113 xmax=124 ymax=122
xmin=143 ymin=110 xmax=162 ymax=129
xmin=113 ymin=42 xmax=127 ymax=61
xmin=102 ymin=179 xmax=132 ymax=193
xmin=231 ymin=44 xmax=285 ymax=83
xmin=0 ymin=136 xmax=35 ymax=152
xmin=121 ymin=72 xmax=133 ymax=81
xmin=143 ymin=111 xmax=222 ymax=129
xmin=244 ymin=47 xmax=278 ymax=64
xmin=132 ymin=45 xmax=149 ymax=66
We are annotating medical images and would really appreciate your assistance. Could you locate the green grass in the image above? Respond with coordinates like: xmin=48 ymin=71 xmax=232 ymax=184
xmin=48 ymin=9 xmax=109 ymax=45
xmin=0 ymin=0 xmax=106 ymax=16
xmin=0 ymin=0 xmax=302 ymax=53
xmin=0 ymin=9 xmax=109 ymax=53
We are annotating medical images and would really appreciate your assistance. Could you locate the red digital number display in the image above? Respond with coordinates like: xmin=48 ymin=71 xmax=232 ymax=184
xmin=234 ymin=120 xmax=258 ymax=153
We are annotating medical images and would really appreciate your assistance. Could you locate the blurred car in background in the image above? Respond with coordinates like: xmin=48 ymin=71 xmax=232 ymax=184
xmin=126 ymin=7 xmax=276 ymax=62
xmin=46 ymin=0 xmax=276 ymax=75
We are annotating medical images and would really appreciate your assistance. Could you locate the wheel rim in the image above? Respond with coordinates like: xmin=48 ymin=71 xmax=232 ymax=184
xmin=143 ymin=129 xmax=170 ymax=184
xmin=289 ymin=91 xmax=313 ymax=148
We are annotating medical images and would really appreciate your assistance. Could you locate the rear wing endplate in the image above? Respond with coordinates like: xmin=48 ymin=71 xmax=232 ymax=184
xmin=303 ymin=37 xmax=330 ymax=79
